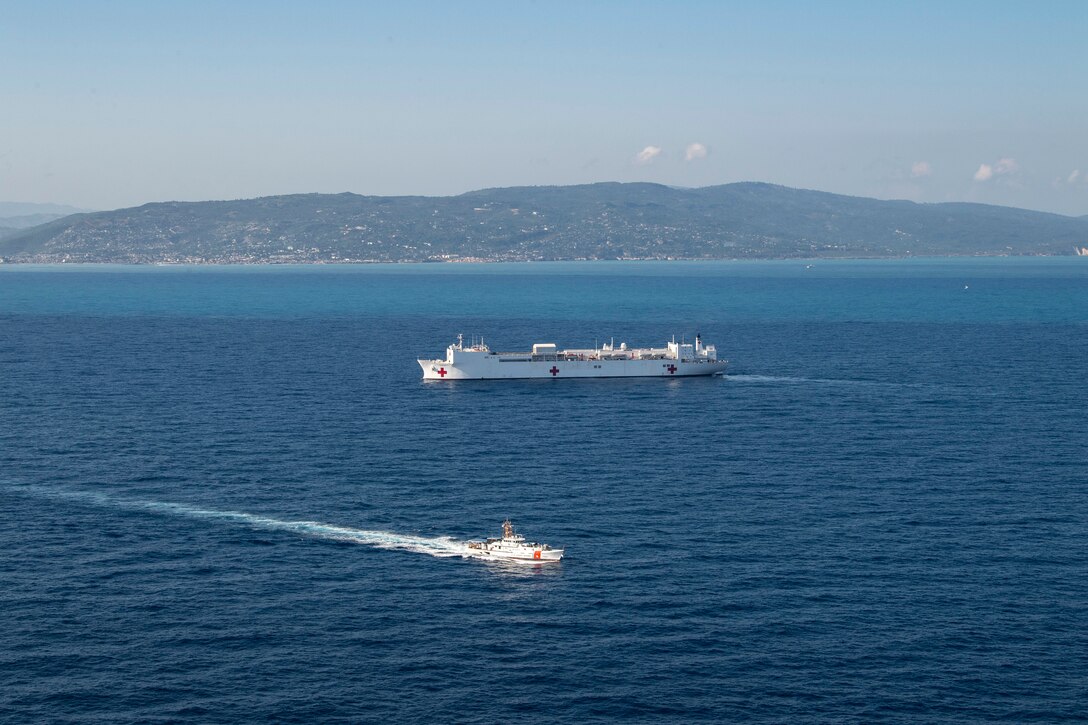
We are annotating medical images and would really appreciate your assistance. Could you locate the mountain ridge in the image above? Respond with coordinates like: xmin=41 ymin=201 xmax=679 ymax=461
xmin=2 ymin=182 xmax=1086 ymax=263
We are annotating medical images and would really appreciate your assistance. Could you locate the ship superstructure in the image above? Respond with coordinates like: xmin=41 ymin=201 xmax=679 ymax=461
xmin=419 ymin=333 xmax=727 ymax=380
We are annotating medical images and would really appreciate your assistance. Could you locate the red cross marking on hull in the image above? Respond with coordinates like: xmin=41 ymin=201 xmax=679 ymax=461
xmin=549 ymin=366 xmax=560 ymax=376
xmin=437 ymin=367 xmax=448 ymax=377
xmin=667 ymin=364 xmax=677 ymax=374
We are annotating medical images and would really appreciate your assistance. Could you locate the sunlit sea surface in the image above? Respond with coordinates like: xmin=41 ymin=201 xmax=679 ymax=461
xmin=2 ymin=259 xmax=1086 ymax=722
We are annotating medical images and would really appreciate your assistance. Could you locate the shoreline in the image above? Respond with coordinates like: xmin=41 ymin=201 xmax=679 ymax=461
xmin=2 ymin=255 xmax=1086 ymax=276
xmin=1 ymin=252 xmax=1083 ymax=268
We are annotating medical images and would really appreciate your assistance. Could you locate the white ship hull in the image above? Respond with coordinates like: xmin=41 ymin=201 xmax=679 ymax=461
xmin=419 ymin=335 xmax=727 ymax=380
xmin=465 ymin=546 xmax=565 ymax=562
xmin=421 ymin=357 xmax=727 ymax=380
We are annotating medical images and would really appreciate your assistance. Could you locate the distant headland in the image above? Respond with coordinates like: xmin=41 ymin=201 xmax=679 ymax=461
xmin=2 ymin=182 xmax=1087 ymax=264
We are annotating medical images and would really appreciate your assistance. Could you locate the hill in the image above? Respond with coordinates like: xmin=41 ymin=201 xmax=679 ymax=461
xmin=0 ymin=202 xmax=93 ymax=242
xmin=0 ymin=201 xmax=90 ymax=217
xmin=2 ymin=183 xmax=1087 ymax=263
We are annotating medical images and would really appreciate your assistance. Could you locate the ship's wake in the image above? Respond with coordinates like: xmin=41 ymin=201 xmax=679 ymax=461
xmin=727 ymin=374 xmax=918 ymax=387
xmin=6 ymin=484 xmax=471 ymax=559
xmin=145 ymin=502 xmax=472 ymax=558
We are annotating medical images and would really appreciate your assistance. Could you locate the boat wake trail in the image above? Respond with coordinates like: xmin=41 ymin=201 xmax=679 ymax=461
xmin=145 ymin=502 xmax=472 ymax=558
xmin=727 ymin=374 xmax=916 ymax=387
xmin=727 ymin=374 xmax=818 ymax=384
xmin=5 ymin=483 xmax=470 ymax=559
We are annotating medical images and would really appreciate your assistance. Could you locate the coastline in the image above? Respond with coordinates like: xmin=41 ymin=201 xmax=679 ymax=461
xmin=1 ymin=251 xmax=1084 ymax=268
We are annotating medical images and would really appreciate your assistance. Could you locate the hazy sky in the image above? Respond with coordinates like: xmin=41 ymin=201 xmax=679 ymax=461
xmin=3 ymin=1 xmax=1087 ymax=214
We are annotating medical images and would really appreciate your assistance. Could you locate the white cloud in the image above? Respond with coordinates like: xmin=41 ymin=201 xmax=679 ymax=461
xmin=911 ymin=161 xmax=932 ymax=178
xmin=684 ymin=143 xmax=709 ymax=161
xmin=635 ymin=146 xmax=662 ymax=164
xmin=1069 ymin=169 xmax=1081 ymax=184
xmin=973 ymin=157 xmax=1019 ymax=182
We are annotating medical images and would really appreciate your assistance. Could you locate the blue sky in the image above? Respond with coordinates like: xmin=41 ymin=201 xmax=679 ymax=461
xmin=2 ymin=1 xmax=1087 ymax=214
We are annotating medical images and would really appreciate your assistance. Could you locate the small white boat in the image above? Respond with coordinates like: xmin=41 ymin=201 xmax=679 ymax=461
xmin=466 ymin=520 xmax=564 ymax=562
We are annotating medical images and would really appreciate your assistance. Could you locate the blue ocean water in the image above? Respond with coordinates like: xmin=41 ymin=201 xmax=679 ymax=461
xmin=1 ymin=259 xmax=1086 ymax=722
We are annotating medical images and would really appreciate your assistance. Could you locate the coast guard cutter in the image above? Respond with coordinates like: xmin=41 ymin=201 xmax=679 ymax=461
xmin=465 ymin=520 xmax=564 ymax=562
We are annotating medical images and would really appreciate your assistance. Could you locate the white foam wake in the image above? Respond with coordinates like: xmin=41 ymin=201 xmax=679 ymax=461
xmin=726 ymin=374 xmax=815 ymax=384
xmin=144 ymin=502 xmax=472 ymax=557
xmin=727 ymin=374 xmax=916 ymax=387
xmin=8 ymin=484 xmax=471 ymax=559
